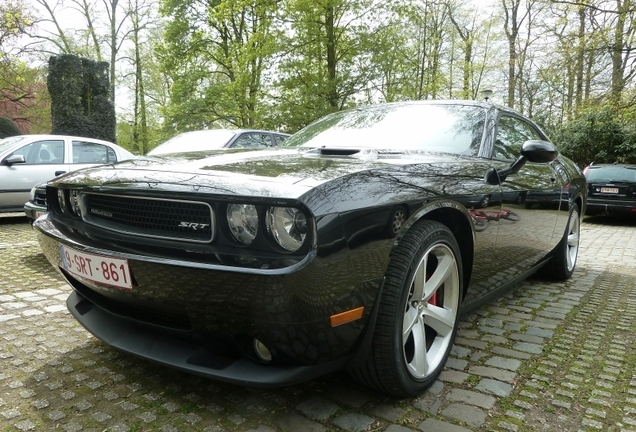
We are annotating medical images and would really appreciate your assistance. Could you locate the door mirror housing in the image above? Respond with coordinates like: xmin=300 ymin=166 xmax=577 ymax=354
xmin=485 ymin=140 xmax=558 ymax=185
xmin=520 ymin=140 xmax=558 ymax=163
xmin=3 ymin=154 xmax=26 ymax=165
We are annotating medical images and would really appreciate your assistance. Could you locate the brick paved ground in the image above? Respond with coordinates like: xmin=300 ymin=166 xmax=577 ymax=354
xmin=1 ymin=212 xmax=635 ymax=431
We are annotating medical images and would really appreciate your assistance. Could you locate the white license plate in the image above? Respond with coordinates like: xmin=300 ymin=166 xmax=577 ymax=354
xmin=601 ymin=187 xmax=619 ymax=193
xmin=60 ymin=244 xmax=133 ymax=290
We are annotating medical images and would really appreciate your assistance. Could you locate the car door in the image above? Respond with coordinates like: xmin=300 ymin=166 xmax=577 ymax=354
xmin=0 ymin=138 xmax=70 ymax=210
xmin=491 ymin=114 xmax=564 ymax=279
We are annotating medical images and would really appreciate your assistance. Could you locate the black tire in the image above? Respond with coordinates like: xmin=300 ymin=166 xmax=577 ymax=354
xmin=539 ymin=203 xmax=580 ymax=281
xmin=350 ymin=220 xmax=463 ymax=397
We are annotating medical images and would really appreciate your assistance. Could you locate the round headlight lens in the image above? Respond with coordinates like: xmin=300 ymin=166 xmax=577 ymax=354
xmin=267 ymin=207 xmax=307 ymax=252
xmin=227 ymin=204 xmax=259 ymax=245
xmin=57 ymin=189 xmax=66 ymax=214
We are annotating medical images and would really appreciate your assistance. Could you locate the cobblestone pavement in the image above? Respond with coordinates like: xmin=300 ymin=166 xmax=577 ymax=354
xmin=1 ymin=212 xmax=636 ymax=432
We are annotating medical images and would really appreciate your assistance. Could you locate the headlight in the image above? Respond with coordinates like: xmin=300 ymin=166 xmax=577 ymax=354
xmin=266 ymin=207 xmax=307 ymax=252
xmin=29 ymin=186 xmax=37 ymax=202
xmin=227 ymin=204 xmax=259 ymax=245
xmin=57 ymin=189 xmax=66 ymax=213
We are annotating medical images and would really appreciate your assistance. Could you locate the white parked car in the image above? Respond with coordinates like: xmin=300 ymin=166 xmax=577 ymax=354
xmin=0 ymin=134 xmax=135 ymax=214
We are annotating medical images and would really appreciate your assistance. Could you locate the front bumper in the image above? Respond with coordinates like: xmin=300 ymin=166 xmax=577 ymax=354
xmin=585 ymin=198 xmax=636 ymax=215
xmin=34 ymin=215 xmax=383 ymax=386
xmin=66 ymin=290 xmax=350 ymax=386
xmin=24 ymin=202 xmax=46 ymax=224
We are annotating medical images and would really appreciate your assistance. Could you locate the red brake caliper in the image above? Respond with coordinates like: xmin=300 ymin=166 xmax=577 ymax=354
xmin=426 ymin=271 xmax=438 ymax=306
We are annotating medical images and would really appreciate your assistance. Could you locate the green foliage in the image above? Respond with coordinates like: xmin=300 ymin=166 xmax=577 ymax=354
xmin=272 ymin=0 xmax=387 ymax=131
xmin=0 ymin=0 xmax=34 ymax=50
xmin=47 ymin=54 xmax=115 ymax=142
xmin=554 ymin=106 xmax=636 ymax=166
xmin=158 ymin=0 xmax=280 ymax=131
xmin=0 ymin=115 xmax=21 ymax=138
xmin=116 ymin=119 xmax=166 ymax=154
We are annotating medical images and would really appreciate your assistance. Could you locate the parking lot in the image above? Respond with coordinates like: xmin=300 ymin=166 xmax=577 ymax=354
xmin=1 ymin=213 xmax=636 ymax=432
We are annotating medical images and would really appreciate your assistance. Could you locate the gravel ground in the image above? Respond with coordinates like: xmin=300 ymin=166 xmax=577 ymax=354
xmin=1 ymin=212 xmax=635 ymax=432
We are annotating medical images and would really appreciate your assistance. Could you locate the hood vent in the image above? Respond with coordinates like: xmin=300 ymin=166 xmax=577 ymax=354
xmin=305 ymin=148 xmax=362 ymax=156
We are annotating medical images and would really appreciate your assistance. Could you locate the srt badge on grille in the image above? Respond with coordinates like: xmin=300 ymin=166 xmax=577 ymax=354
xmin=91 ymin=208 xmax=113 ymax=218
xmin=178 ymin=222 xmax=210 ymax=230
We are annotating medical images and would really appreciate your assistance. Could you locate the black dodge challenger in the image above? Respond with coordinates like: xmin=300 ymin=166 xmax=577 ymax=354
xmin=35 ymin=100 xmax=585 ymax=397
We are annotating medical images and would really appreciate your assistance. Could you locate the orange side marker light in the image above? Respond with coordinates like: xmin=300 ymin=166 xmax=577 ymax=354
xmin=330 ymin=306 xmax=364 ymax=327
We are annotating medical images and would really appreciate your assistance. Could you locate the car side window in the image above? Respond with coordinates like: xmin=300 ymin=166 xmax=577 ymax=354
xmin=9 ymin=140 xmax=65 ymax=164
xmin=232 ymin=134 xmax=273 ymax=149
xmin=72 ymin=141 xmax=117 ymax=164
xmin=274 ymin=135 xmax=288 ymax=146
xmin=494 ymin=116 xmax=542 ymax=161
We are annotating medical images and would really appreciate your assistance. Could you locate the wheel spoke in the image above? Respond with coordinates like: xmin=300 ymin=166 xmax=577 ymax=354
xmin=567 ymin=232 xmax=579 ymax=247
xmin=566 ymin=211 xmax=580 ymax=271
xmin=402 ymin=306 xmax=419 ymax=341
xmin=423 ymin=254 xmax=455 ymax=303
xmin=411 ymin=253 xmax=428 ymax=301
xmin=405 ymin=318 xmax=428 ymax=376
xmin=423 ymin=303 xmax=456 ymax=336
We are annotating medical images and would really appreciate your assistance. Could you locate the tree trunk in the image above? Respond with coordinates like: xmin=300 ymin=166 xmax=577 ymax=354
xmin=610 ymin=0 xmax=627 ymax=105
xmin=325 ymin=5 xmax=338 ymax=109
xmin=502 ymin=0 xmax=521 ymax=108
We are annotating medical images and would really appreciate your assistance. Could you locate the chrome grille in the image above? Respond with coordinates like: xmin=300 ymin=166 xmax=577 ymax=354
xmin=82 ymin=193 xmax=214 ymax=243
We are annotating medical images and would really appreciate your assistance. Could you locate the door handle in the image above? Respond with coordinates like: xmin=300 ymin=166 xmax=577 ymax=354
xmin=55 ymin=171 xmax=66 ymax=176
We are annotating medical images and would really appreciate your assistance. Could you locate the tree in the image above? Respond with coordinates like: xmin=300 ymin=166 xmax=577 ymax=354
xmin=501 ymin=0 xmax=544 ymax=110
xmin=159 ymin=0 xmax=280 ymax=131
xmin=0 ymin=63 xmax=51 ymax=133
xmin=554 ymin=106 xmax=636 ymax=165
xmin=123 ymin=0 xmax=155 ymax=153
xmin=447 ymin=1 xmax=477 ymax=99
xmin=30 ymin=0 xmax=133 ymax=104
xmin=274 ymin=0 xmax=389 ymax=130
xmin=0 ymin=0 xmax=50 ymax=133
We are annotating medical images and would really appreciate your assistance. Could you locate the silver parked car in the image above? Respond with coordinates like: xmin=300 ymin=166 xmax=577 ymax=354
xmin=1 ymin=134 xmax=135 ymax=214
xmin=147 ymin=129 xmax=290 ymax=155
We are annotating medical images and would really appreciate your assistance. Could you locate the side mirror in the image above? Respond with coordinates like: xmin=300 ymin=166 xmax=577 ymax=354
xmin=3 ymin=154 xmax=26 ymax=165
xmin=485 ymin=140 xmax=558 ymax=185
xmin=520 ymin=140 xmax=558 ymax=163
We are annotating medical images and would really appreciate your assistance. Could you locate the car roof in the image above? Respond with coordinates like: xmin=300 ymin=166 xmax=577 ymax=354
xmin=233 ymin=129 xmax=289 ymax=135
xmin=3 ymin=134 xmax=118 ymax=145
xmin=179 ymin=129 xmax=288 ymax=135
xmin=587 ymin=164 xmax=636 ymax=169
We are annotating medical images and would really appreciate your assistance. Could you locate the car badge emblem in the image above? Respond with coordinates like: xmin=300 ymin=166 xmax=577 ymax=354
xmin=178 ymin=222 xmax=210 ymax=231
xmin=90 ymin=208 xmax=113 ymax=218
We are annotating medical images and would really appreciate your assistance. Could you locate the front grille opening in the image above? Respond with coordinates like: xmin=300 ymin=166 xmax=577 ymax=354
xmin=34 ymin=190 xmax=47 ymax=207
xmin=62 ymin=268 xmax=193 ymax=331
xmin=83 ymin=193 xmax=214 ymax=243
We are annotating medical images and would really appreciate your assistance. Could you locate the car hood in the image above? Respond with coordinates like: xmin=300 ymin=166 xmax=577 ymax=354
xmin=52 ymin=147 xmax=470 ymax=199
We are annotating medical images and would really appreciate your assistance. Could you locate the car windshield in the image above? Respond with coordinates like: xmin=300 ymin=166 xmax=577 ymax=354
xmin=0 ymin=135 xmax=28 ymax=153
xmin=148 ymin=130 xmax=237 ymax=155
xmin=280 ymin=103 xmax=486 ymax=156
xmin=587 ymin=166 xmax=636 ymax=182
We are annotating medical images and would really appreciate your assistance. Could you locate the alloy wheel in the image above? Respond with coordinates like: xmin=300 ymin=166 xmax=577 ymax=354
xmin=402 ymin=243 xmax=460 ymax=379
